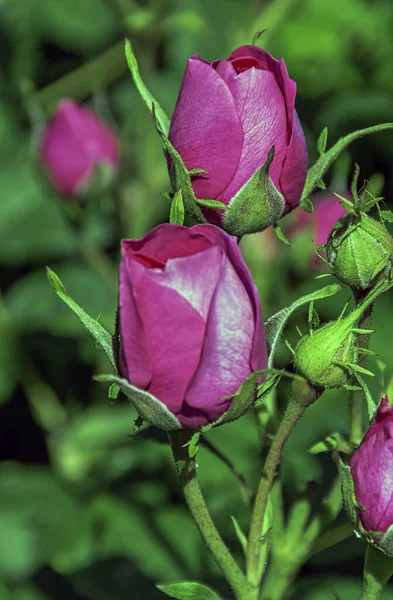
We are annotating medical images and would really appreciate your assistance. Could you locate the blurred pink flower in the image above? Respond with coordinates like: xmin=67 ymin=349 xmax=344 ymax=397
xmin=40 ymin=99 xmax=120 ymax=197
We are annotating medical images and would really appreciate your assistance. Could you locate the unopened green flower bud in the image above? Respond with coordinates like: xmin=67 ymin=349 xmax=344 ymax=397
xmin=295 ymin=281 xmax=389 ymax=389
xmin=326 ymin=214 xmax=393 ymax=289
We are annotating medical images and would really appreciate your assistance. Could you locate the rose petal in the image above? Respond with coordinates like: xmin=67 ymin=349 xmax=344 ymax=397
xmin=122 ymin=224 xmax=213 ymax=266
xmin=126 ymin=256 xmax=210 ymax=413
xmin=169 ymin=57 xmax=243 ymax=200
xmin=280 ymin=110 xmax=308 ymax=211
xmin=217 ymin=67 xmax=288 ymax=203
xmin=119 ymin=260 xmax=152 ymax=389
xmin=185 ymin=253 xmax=254 ymax=413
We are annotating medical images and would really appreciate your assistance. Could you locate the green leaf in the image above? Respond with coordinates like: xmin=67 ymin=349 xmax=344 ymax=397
xmin=302 ymin=123 xmax=393 ymax=202
xmin=222 ymin=147 xmax=286 ymax=236
xmin=170 ymin=189 xmax=185 ymax=225
xmin=195 ymin=198 xmax=227 ymax=211
xmin=336 ymin=456 xmax=359 ymax=527
xmin=46 ymin=268 xmax=116 ymax=371
xmin=265 ymin=284 xmax=342 ymax=368
xmin=125 ymin=39 xmax=170 ymax=136
xmin=317 ymin=127 xmax=328 ymax=155
xmin=157 ymin=582 xmax=221 ymax=600
xmin=381 ymin=210 xmax=393 ymax=223
xmin=300 ymin=197 xmax=314 ymax=213
xmin=95 ymin=374 xmax=181 ymax=430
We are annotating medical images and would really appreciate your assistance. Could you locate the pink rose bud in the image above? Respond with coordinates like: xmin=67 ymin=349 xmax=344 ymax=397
xmin=40 ymin=99 xmax=120 ymax=197
xmin=350 ymin=397 xmax=393 ymax=539
xmin=119 ymin=224 xmax=268 ymax=429
xmin=169 ymin=45 xmax=308 ymax=232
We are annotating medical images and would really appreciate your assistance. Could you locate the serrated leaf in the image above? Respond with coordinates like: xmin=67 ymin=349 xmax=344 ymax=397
xmin=265 ymin=283 xmax=341 ymax=368
xmin=381 ymin=210 xmax=393 ymax=223
xmin=125 ymin=39 xmax=170 ymax=136
xmin=170 ymin=189 xmax=185 ymax=225
xmin=46 ymin=268 xmax=116 ymax=371
xmin=302 ymin=123 xmax=393 ymax=202
xmin=157 ymin=582 xmax=222 ymax=600
xmin=231 ymin=516 xmax=248 ymax=556
xmin=300 ymin=197 xmax=314 ymax=213
xmin=95 ymin=374 xmax=181 ymax=430
xmin=274 ymin=224 xmax=290 ymax=245
xmin=195 ymin=198 xmax=227 ymax=211
xmin=317 ymin=127 xmax=328 ymax=155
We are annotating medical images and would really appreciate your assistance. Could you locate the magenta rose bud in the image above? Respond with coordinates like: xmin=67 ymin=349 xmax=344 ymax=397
xmin=119 ymin=223 xmax=268 ymax=430
xmin=169 ymin=45 xmax=308 ymax=233
xmin=350 ymin=396 xmax=393 ymax=549
xmin=40 ymin=99 xmax=120 ymax=197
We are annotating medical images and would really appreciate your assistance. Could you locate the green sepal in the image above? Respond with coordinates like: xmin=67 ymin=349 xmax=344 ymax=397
xmin=273 ymin=224 xmax=290 ymax=245
xmin=379 ymin=526 xmax=393 ymax=557
xmin=336 ymin=454 xmax=360 ymax=526
xmin=156 ymin=582 xmax=222 ymax=600
xmin=317 ymin=127 xmax=328 ymax=155
xmin=222 ymin=147 xmax=286 ymax=236
xmin=315 ymin=178 xmax=326 ymax=190
xmin=125 ymin=39 xmax=170 ymax=136
xmin=300 ymin=197 xmax=314 ymax=213
xmin=185 ymin=431 xmax=200 ymax=459
xmin=381 ymin=210 xmax=393 ymax=223
xmin=231 ymin=516 xmax=248 ymax=556
xmin=302 ymin=123 xmax=393 ymax=202
xmin=46 ymin=268 xmax=116 ymax=372
xmin=195 ymin=198 xmax=227 ymax=211
xmin=308 ymin=432 xmax=349 ymax=455
xmin=202 ymin=369 xmax=264 ymax=432
xmin=188 ymin=168 xmax=208 ymax=176
xmin=265 ymin=283 xmax=341 ymax=369
xmin=152 ymin=106 xmax=206 ymax=225
xmin=169 ymin=188 xmax=185 ymax=225
xmin=94 ymin=374 xmax=182 ymax=430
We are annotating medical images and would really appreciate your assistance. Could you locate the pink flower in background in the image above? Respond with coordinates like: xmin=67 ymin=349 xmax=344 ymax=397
xmin=40 ymin=99 xmax=120 ymax=197
xmin=119 ymin=224 xmax=268 ymax=429
xmin=350 ymin=396 xmax=393 ymax=535
xmin=169 ymin=45 xmax=308 ymax=221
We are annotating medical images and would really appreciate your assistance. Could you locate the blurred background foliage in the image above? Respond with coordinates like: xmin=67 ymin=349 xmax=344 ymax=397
xmin=1 ymin=0 xmax=393 ymax=598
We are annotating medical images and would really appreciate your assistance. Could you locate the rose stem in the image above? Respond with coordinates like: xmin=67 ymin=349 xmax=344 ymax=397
xmin=168 ymin=429 xmax=252 ymax=600
xmin=349 ymin=288 xmax=374 ymax=447
xmin=246 ymin=377 xmax=318 ymax=594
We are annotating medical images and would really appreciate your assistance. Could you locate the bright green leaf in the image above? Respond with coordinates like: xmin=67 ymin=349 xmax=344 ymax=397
xmin=170 ymin=189 xmax=185 ymax=224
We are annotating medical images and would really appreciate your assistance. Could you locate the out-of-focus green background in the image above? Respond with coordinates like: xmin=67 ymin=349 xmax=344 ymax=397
xmin=1 ymin=0 xmax=393 ymax=598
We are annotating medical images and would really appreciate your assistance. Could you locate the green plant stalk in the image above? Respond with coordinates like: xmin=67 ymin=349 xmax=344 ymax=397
xmin=361 ymin=545 xmax=393 ymax=600
xmin=349 ymin=291 xmax=374 ymax=447
xmin=168 ymin=430 xmax=251 ymax=600
xmin=246 ymin=377 xmax=319 ymax=592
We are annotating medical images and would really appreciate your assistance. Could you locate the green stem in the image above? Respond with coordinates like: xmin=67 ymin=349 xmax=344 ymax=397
xmin=361 ymin=545 xmax=393 ymax=600
xmin=168 ymin=430 xmax=251 ymax=600
xmin=31 ymin=41 xmax=127 ymax=111
xmin=349 ymin=290 xmax=374 ymax=447
xmin=246 ymin=378 xmax=318 ymax=592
